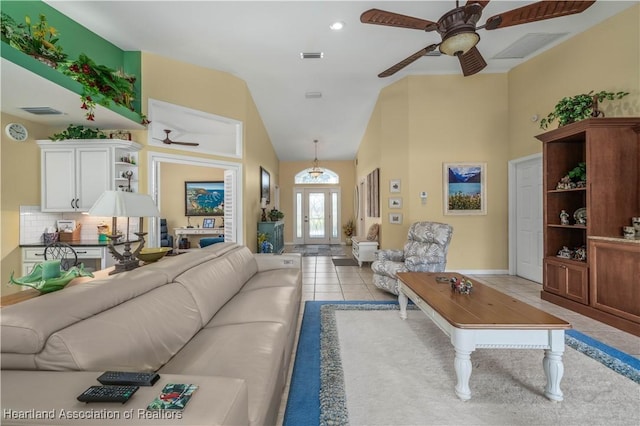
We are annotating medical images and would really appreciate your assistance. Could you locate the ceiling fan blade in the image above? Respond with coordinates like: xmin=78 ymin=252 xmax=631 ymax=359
xmin=485 ymin=1 xmax=595 ymax=30
xmin=166 ymin=140 xmax=200 ymax=147
xmin=361 ymin=9 xmax=438 ymax=31
xmin=457 ymin=46 xmax=487 ymax=76
xmin=378 ymin=44 xmax=439 ymax=78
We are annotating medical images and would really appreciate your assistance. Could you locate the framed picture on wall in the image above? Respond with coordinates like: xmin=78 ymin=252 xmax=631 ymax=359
xmin=390 ymin=179 xmax=401 ymax=193
xmin=388 ymin=197 xmax=402 ymax=209
xmin=443 ymin=162 xmax=487 ymax=215
xmin=389 ymin=213 xmax=403 ymax=224
xmin=202 ymin=218 xmax=215 ymax=228
xmin=185 ymin=181 xmax=224 ymax=216
xmin=261 ymin=166 xmax=270 ymax=205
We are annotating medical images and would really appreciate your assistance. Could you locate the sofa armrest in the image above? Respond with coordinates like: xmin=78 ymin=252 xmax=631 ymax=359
xmin=253 ymin=253 xmax=302 ymax=272
xmin=375 ymin=249 xmax=404 ymax=262
xmin=1 ymin=371 xmax=249 ymax=425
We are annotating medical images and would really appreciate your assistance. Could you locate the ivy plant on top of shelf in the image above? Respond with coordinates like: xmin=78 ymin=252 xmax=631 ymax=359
xmin=1 ymin=12 xmax=147 ymax=126
xmin=539 ymin=90 xmax=629 ymax=130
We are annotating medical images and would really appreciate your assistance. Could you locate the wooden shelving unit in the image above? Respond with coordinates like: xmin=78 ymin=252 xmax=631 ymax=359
xmin=537 ymin=118 xmax=640 ymax=336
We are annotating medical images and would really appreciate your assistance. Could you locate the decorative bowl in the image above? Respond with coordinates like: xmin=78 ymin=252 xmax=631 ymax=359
xmin=137 ymin=247 xmax=171 ymax=263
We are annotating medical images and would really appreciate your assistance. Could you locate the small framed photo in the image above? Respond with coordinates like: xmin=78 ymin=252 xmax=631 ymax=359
xmin=388 ymin=197 xmax=402 ymax=209
xmin=202 ymin=218 xmax=215 ymax=228
xmin=109 ymin=130 xmax=132 ymax=141
xmin=390 ymin=179 xmax=401 ymax=193
xmin=389 ymin=213 xmax=403 ymax=224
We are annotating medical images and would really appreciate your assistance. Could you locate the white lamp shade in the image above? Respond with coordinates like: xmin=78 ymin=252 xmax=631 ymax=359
xmin=89 ymin=191 xmax=160 ymax=218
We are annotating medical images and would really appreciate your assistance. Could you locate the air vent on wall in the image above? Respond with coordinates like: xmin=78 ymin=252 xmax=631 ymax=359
xmin=300 ymin=52 xmax=324 ymax=59
xmin=493 ymin=33 xmax=568 ymax=59
xmin=20 ymin=106 xmax=64 ymax=115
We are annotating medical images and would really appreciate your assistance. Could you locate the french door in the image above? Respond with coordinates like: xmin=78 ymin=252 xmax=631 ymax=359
xmin=293 ymin=188 xmax=340 ymax=244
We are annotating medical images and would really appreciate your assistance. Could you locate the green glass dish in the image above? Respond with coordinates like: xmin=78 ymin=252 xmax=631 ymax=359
xmin=9 ymin=263 xmax=94 ymax=293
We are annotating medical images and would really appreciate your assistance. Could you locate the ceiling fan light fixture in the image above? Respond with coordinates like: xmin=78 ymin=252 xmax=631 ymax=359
xmin=329 ymin=21 xmax=345 ymax=31
xmin=439 ymin=31 xmax=480 ymax=56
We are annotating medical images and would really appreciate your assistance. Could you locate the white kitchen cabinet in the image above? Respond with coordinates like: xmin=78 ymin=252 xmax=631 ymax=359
xmin=38 ymin=140 xmax=142 ymax=212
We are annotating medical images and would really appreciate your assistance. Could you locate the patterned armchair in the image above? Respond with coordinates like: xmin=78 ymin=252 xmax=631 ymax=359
xmin=371 ymin=221 xmax=453 ymax=295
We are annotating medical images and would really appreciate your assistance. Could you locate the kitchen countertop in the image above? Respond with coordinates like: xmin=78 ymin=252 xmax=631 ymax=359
xmin=20 ymin=239 xmax=139 ymax=248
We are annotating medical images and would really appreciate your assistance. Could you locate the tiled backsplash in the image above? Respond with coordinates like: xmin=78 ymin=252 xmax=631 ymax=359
xmin=20 ymin=206 xmax=139 ymax=244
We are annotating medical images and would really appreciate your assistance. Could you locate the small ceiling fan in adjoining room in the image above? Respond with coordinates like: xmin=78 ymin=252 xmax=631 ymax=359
xmin=153 ymin=129 xmax=200 ymax=146
xmin=360 ymin=0 xmax=595 ymax=77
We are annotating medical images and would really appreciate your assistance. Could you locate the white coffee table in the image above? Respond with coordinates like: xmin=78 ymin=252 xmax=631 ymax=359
xmin=397 ymin=272 xmax=571 ymax=401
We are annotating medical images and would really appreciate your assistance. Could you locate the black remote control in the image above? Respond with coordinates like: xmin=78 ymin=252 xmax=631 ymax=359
xmin=97 ymin=371 xmax=160 ymax=387
xmin=77 ymin=385 xmax=139 ymax=403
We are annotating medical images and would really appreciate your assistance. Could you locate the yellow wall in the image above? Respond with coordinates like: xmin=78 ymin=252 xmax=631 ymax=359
xmin=508 ymin=4 xmax=640 ymax=160
xmin=159 ymin=162 xmax=224 ymax=232
xmin=357 ymin=74 xmax=509 ymax=270
xmin=141 ymin=52 xmax=279 ymax=250
xmin=356 ymin=5 xmax=639 ymax=272
xmin=1 ymin=112 xmax=51 ymax=295
xmin=278 ymin=160 xmax=356 ymax=243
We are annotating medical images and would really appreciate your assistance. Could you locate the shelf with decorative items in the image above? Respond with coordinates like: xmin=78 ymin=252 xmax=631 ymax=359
xmin=538 ymin=117 xmax=640 ymax=336
xmin=114 ymin=148 xmax=138 ymax=193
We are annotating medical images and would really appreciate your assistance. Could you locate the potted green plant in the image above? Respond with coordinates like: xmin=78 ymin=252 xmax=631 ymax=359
xmin=49 ymin=124 xmax=108 ymax=141
xmin=268 ymin=208 xmax=284 ymax=221
xmin=1 ymin=13 xmax=68 ymax=67
xmin=539 ymin=90 xmax=629 ymax=129
xmin=63 ymin=54 xmax=138 ymax=121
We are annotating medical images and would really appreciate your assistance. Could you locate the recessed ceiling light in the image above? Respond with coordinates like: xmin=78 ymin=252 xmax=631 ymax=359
xmin=330 ymin=21 xmax=344 ymax=31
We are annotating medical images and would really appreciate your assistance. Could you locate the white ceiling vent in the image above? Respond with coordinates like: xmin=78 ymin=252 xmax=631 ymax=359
xmin=493 ymin=33 xmax=568 ymax=59
xmin=20 ymin=106 xmax=65 ymax=115
xmin=425 ymin=50 xmax=442 ymax=57
xmin=305 ymin=92 xmax=322 ymax=99
xmin=300 ymin=52 xmax=324 ymax=59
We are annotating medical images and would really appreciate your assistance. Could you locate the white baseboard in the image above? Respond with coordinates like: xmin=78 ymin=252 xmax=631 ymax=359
xmin=447 ymin=269 xmax=510 ymax=275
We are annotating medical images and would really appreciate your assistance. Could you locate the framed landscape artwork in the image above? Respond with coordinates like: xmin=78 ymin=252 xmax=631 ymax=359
xmin=389 ymin=197 xmax=402 ymax=209
xmin=443 ymin=162 xmax=486 ymax=215
xmin=185 ymin=181 xmax=224 ymax=216
xmin=261 ymin=166 xmax=270 ymax=205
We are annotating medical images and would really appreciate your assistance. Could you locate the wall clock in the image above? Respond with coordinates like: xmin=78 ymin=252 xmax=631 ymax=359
xmin=5 ymin=123 xmax=28 ymax=142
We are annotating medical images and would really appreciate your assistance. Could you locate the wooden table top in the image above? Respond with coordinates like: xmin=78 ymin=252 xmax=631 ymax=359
xmin=397 ymin=272 xmax=571 ymax=330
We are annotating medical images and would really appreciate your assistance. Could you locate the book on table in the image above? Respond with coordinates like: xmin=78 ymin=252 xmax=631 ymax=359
xmin=147 ymin=383 xmax=198 ymax=410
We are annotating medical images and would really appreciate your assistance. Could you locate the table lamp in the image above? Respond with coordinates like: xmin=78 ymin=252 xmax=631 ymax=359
xmin=89 ymin=191 xmax=161 ymax=274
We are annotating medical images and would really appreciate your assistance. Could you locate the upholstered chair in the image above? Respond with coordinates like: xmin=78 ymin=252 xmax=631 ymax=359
xmin=160 ymin=219 xmax=173 ymax=251
xmin=371 ymin=221 xmax=453 ymax=295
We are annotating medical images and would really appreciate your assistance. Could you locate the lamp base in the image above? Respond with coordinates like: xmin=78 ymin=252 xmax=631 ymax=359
xmin=109 ymin=258 xmax=140 ymax=275
xmin=261 ymin=208 xmax=267 ymax=222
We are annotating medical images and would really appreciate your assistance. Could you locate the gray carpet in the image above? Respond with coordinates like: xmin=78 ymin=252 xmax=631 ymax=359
xmin=328 ymin=307 xmax=640 ymax=426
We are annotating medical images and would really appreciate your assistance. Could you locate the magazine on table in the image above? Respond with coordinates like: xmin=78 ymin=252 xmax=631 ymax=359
xmin=147 ymin=383 xmax=199 ymax=410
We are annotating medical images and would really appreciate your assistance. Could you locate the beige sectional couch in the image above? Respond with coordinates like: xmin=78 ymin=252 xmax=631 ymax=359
xmin=1 ymin=243 xmax=302 ymax=426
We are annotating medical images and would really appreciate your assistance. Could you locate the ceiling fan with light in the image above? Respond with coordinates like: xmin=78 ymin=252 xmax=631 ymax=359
xmin=360 ymin=0 xmax=595 ymax=77
xmin=153 ymin=129 xmax=200 ymax=147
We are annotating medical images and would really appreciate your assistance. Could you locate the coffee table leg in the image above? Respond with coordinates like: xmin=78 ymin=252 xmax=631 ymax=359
xmin=543 ymin=350 xmax=564 ymax=401
xmin=398 ymin=289 xmax=408 ymax=320
xmin=454 ymin=348 xmax=473 ymax=400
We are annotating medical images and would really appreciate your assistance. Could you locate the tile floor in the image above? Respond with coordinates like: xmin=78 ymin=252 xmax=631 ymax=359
xmin=275 ymin=249 xmax=640 ymax=425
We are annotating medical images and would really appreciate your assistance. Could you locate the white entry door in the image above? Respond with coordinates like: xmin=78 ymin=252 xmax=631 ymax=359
xmin=293 ymin=188 xmax=340 ymax=244
xmin=513 ymin=155 xmax=543 ymax=283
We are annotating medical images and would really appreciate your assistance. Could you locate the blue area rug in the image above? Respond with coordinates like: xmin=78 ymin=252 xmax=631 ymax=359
xmin=283 ymin=301 xmax=640 ymax=426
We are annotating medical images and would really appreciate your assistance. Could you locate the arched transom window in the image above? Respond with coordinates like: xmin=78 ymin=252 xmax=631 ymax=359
xmin=295 ymin=168 xmax=339 ymax=184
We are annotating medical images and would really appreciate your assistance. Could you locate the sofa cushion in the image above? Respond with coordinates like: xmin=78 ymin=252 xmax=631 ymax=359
xmin=240 ymin=268 xmax=300 ymax=292
xmin=200 ymin=237 xmax=225 ymax=248
xmin=159 ymin=322 xmax=287 ymax=426
xmin=35 ymin=283 xmax=202 ymax=371
xmin=207 ymin=286 xmax=299 ymax=333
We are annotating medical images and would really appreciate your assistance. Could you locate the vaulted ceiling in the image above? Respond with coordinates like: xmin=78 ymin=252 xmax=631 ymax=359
xmin=44 ymin=1 xmax=636 ymax=161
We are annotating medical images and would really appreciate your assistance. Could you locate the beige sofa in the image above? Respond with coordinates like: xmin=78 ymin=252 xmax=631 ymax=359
xmin=1 ymin=243 xmax=302 ymax=426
